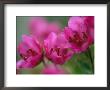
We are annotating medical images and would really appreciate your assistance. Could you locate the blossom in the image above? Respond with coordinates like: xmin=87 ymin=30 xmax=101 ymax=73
xmin=17 ymin=35 xmax=43 ymax=69
xmin=41 ymin=64 xmax=66 ymax=74
xmin=29 ymin=17 xmax=60 ymax=43
xmin=64 ymin=16 xmax=94 ymax=53
xmin=44 ymin=32 xmax=74 ymax=65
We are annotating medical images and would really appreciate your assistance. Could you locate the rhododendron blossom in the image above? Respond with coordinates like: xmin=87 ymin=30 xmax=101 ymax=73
xmin=29 ymin=17 xmax=61 ymax=43
xmin=64 ymin=16 xmax=94 ymax=53
xmin=44 ymin=32 xmax=74 ymax=64
xmin=17 ymin=35 xmax=43 ymax=69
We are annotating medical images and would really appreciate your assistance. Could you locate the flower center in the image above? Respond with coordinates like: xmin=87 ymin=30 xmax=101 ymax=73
xmin=50 ymin=48 xmax=61 ymax=56
xmin=68 ymin=32 xmax=88 ymax=47
xmin=50 ymin=48 xmax=69 ymax=57
xmin=55 ymin=48 xmax=60 ymax=56
xmin=20 ymin=49 xmax=37 ymax=60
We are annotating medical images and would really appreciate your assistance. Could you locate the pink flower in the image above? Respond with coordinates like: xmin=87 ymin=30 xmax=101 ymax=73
xmin=17 ymin=35 xmax=43 ymax=69
xmin=44 ymin=32 xmax=74 ymax=65
xmin=41 ymin=64 xmax=66 ymax=74
xmin=64 ymin=16 xmax=94 ymax=53
xmin=29 ymin=17 xmax=60 ymax=43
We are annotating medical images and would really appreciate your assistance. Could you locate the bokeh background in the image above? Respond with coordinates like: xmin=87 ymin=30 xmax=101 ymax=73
xmin=16 ymin=16 xmax=94 ymax=74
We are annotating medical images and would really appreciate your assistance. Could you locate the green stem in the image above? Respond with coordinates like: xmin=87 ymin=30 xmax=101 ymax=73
xmin=88 ymin=48 xmax=94 ymax=73
xmin=43 ymin=57 xmax=48 ymax=67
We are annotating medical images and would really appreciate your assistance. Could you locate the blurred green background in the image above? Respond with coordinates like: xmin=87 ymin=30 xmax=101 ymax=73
xmin=16 ymin=16 xmax=94 ymax=74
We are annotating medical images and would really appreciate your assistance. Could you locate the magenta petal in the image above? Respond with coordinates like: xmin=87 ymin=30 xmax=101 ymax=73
xmin=89 ymin=28 xmax=94 ymax=44
xmin=16 ymin=56 xmax=42 ymax=69
xmin=84 ymin=16 xmax=94 ymax=44
xmin=64 ymin=50 xmax=74 ymax=61
xmin=29 ymin=17 xmax=48 ymax=43
xmin=29 ymin=17 xmax=48 ymax=34
xmin=16 ymin=59 xmax=25 ymax=69
xmin=64 ymin=27 xmax=74 ymax=42
xmin=51 ymin=51 xmax=64 ymax=64
xmin=44 ymin=32 xmax=57 ymax=49
xmin=22 ymin=35 xmax=35 ymax=49
xmin=47 ymin=22 xmax=60 ymax=33
xmin=42 ymin=64 xmax=66 ymax=74
xmin=18 ymin=42 xmax=28 ymax=55
xmin=22 ymin=35 xmax=42 ymax=53
xmin=29 ymin=17 xmax=60 ymax=44
xmin=81 ymin=42 xmax=89 ymax=52
xmin=16 ymin=59 xmax=34 ymax=69
xmin=84 ymin=16 xmax=94 ymax=28
xmin=56 ymin=32 xmax=71 ymax=48
xmin=68 ymin=16 xmax=85 ymax=31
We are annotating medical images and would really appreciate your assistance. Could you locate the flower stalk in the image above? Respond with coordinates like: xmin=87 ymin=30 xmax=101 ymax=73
xmin=88 ymin=47 xmax=94 ymax=73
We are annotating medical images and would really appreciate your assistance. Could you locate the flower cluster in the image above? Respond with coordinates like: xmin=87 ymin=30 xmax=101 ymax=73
xmin=17 ymin=16 xmax=94 ymax=74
